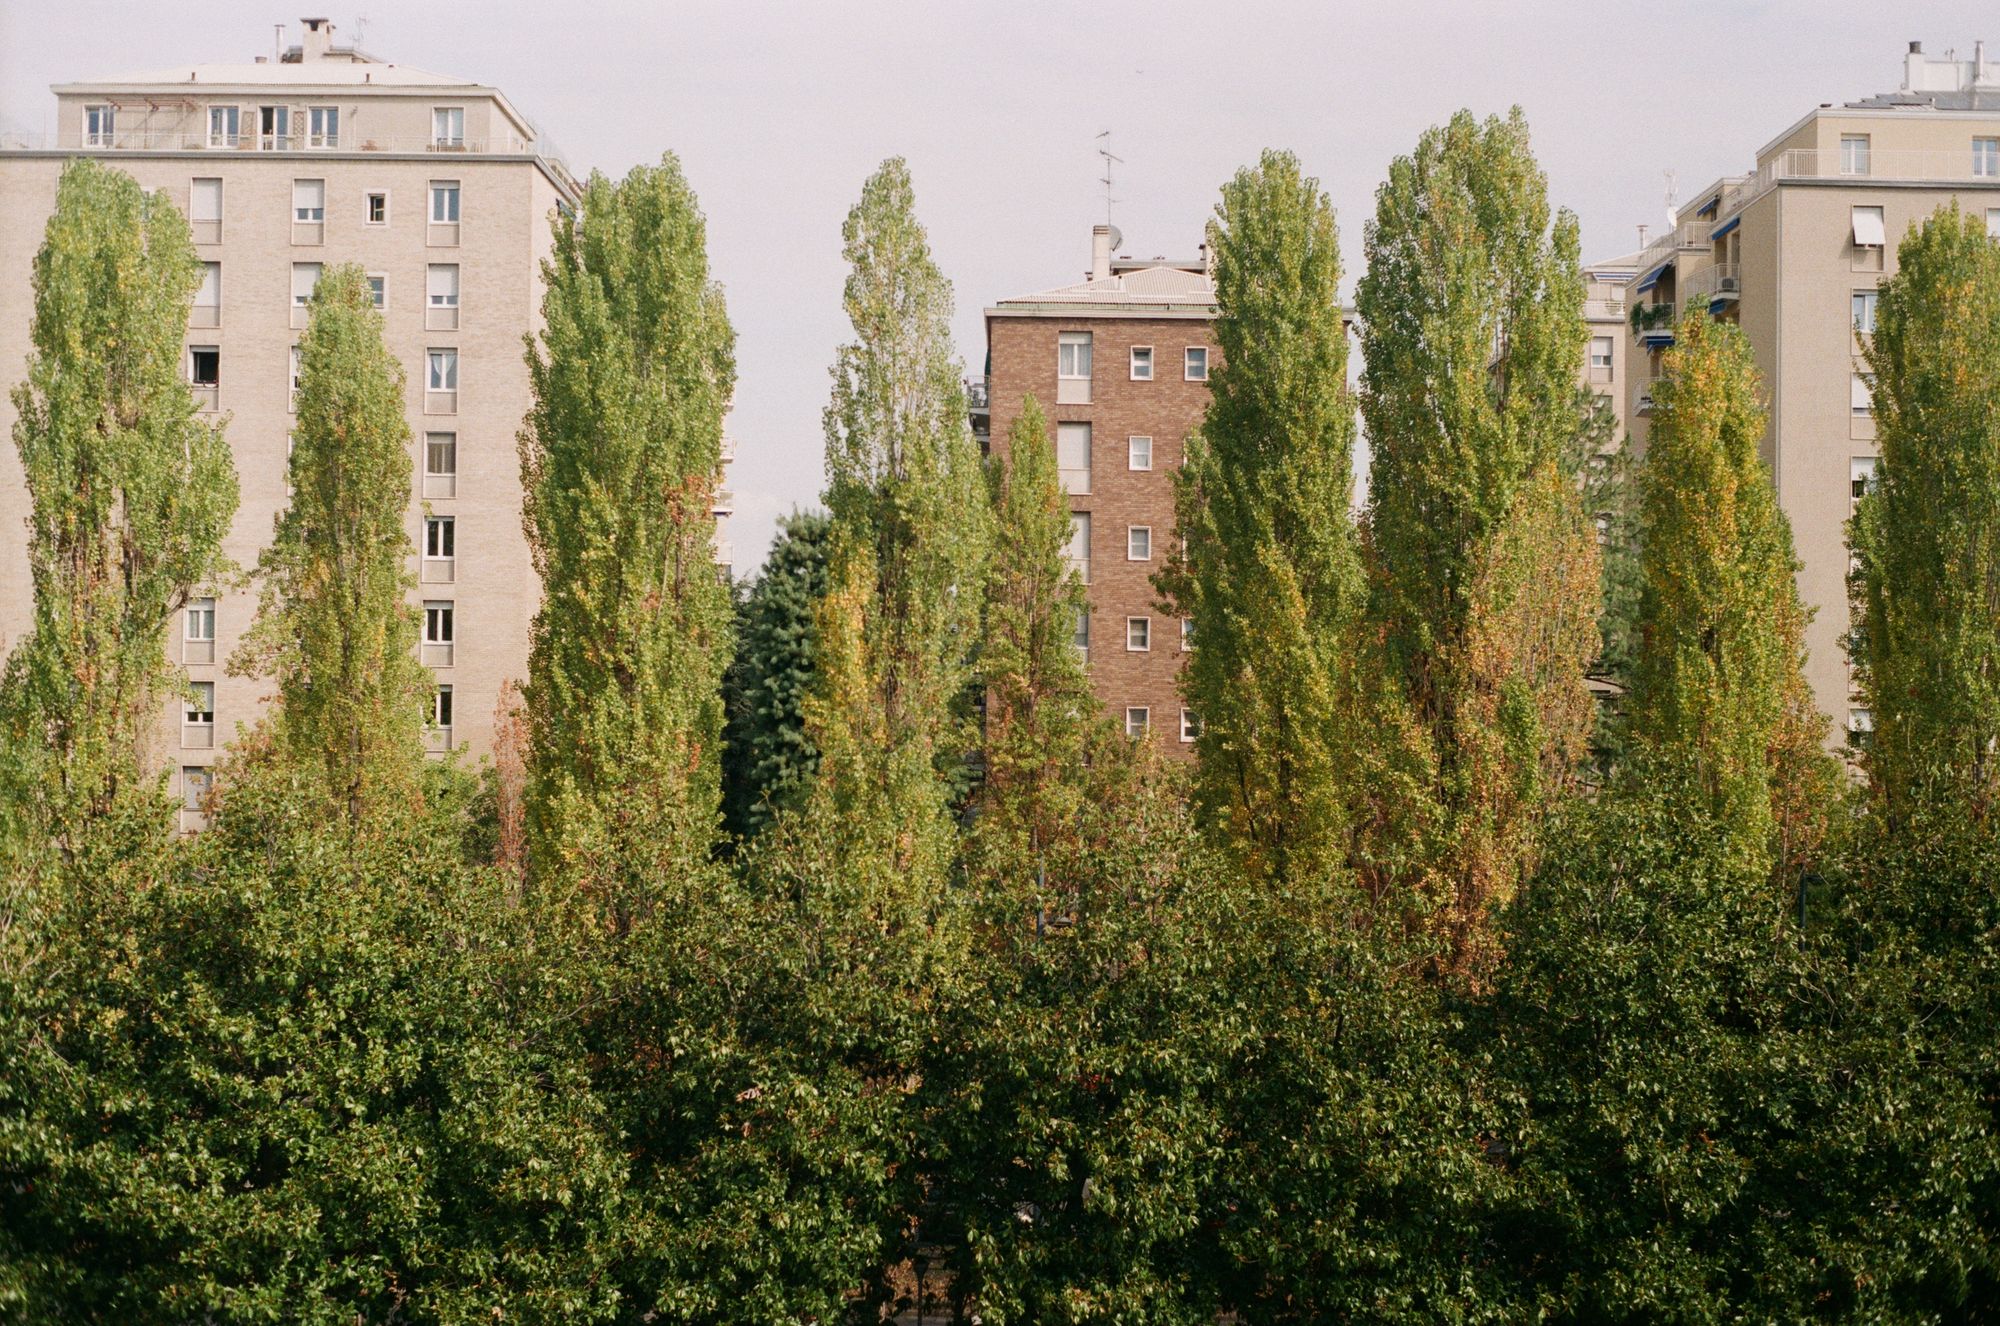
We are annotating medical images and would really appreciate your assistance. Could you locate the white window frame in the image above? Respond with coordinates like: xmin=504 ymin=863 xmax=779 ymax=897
xmin=1067 ymin=512 xmax=1091 ymax=585
xmin=1056 ymin=421 xmax=1091 ymax=496
xmin=430 ymin=180 xmax=461 ymax=224
xmin=185 ymin=597 xmax=216 ymax=644
xmin=1128 ymin=435 xmax=1153 ymax=471
xmin=367 ymin=273 xmax=387 ymax=310
xmin=428 ymin=349 xmax=459 ymax=392
xmin=206 ymin=104 xmax=240 ymax=148
xmin=1589 ymin=335 xmax=1614 ymax=371
xmin=1127 ymin=525 xmax=1152 ymax=561
xmin=258 ymin=104 xmax=291 ymax=149
xmin=433 ymin=106 xmax=466 ymax=148
xmin=1074 ymin=607 xmax=1090 ymax=657
xmin=307 ymin=105 xmax=339 ymax=149
xmin=1124 ymin=707 xmax=1150 ymax=739
xmin=190 ymin=177 xmax=223 ymax=228
xmin=1126 ymin=617 xmax=1151 ymax=652
xmin=1988 ymin=208 xmax=2000 ymax=240
xmin=365 ymin=190 xmax=389 ymax=225
xmin=424 ymin=515 xmax=455 ymax=561
xmin=1851 ymin=455 xmax=1878 ymax=508
xmin=1184 ymin=346 xmax=1210 ymax=381
xmin=184 ymin=681 xmax=215 ymax=747
xmin=1851 ymin=372 xmax=1874 ymax=417
xmin=181 ymin=765 xmax=213 ymax=813
xmin=1057 ymin=331 xmax=1092 ymax=381
xmin=1851 ymin=206 xmax=1886 ymax=249
xmin=427 ymin=263 xmax=460 ymax=308
xmin=1851 ymin=289 xmax=1878 ymax=335
xmin=193 ymin=262 xmax=221 ymax=324
xmin=1129 ymin=345 xmax=1153 ymax=381
xmin=425 ymin=432 xmax=458 ymax=497
xmin=291 ymin=262 xmax=322 ymax=310
xmin=1975 ymin=137 xmax=2000 ymax=179
xmin=432 ymin=684 xmax=454 ymax=730
xmin=423 ymin=601 xmax=455 ymax=645
xmin=1180 ymin=709 xmax=1199 ymax=744
xmin=292 ymin=178 xmax=325 ymax=223
xmin=1840 ymin=134 xmax=1871 ymax=176
xmin=1181 ymin=618 xmax=1194 ymax=651
xmin=85 ymin=103 xmax=115 ymax=146
xmin=188 ymin=345 xmax=220 ymax=388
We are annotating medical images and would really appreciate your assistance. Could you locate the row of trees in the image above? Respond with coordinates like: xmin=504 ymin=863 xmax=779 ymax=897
xmin=1 ymin=113 xmax=1997 ymax=1321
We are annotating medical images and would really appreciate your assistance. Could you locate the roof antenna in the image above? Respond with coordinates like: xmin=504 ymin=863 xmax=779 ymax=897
xmin=354 ymin=15 xmax=369 ymax=49
xmin=1095 ymin=129 xmax=1122 ymax=233
xmin=1663 ymin=169 xmax=1680 ymax=228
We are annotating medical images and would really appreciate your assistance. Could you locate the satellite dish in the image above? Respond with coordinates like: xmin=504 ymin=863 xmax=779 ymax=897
xmin=1107 ymin=225 xmax=1123 ymax=253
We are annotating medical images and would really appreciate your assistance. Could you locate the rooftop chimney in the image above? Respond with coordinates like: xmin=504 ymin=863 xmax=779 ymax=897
xmin=300 ymin=17 xmax=335 ymax=62
xmin=1090 ymin=224 xmax=1113 ymax=281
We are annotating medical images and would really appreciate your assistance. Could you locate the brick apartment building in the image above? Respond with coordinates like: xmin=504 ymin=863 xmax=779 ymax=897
xmin=984 ymin=225 xmax=1217 ymax=753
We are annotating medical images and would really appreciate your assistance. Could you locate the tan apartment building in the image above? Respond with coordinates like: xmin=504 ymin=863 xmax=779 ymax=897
xmin=0 ymin=18 xmax=582 ymax=823
xmin=1610 ymin=39 xmax=2000 ymax=745
xmin=984 ymin=225 xmax=1217 ymax=753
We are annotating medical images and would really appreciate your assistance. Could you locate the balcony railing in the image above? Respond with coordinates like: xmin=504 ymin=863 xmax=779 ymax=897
xmin=0 ymin=128 xmax=538 ymax=155
xmin=965 ymin=375 xmax=990 ymax=410
xmin=1720 ymin=147 xmax=2000 ymax=219
xmin=1679 ymin=262 xmax=1742 ymax=307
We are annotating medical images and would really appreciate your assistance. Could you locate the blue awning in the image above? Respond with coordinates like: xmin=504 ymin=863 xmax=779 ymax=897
xmin=1633 ymin=259 xmax=1673 ymax=294
xmin=1696 ymin=195 xmax=1720 ymax=218
xmin=1710 ymin=216 xmax=1741 ymax=240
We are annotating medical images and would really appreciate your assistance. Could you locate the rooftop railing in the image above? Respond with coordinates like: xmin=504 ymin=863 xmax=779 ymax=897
xmin=2 ymin=128 xmax=539 ymax=155
xmin=1721 ymin=146 xmax=2000 ymax=217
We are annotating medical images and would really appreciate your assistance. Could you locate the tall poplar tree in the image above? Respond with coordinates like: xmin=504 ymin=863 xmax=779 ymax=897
xmin=519 ymin=155 xmax=736 ymax=909
xmin=230 ymin=264 xmax=426 ymax=825
xmin=1850 ymin=203 xmax=2000 ymax=813
xmin=0 ymin=159 xmax=237 ymax=862
xmin=1159 ymin=149 xmax=1367 ymax=892
xmin=1626 ymin=309 xmax=1836 ymax=879
xmin=1356 ymin=108 xmax=1601 ymax=972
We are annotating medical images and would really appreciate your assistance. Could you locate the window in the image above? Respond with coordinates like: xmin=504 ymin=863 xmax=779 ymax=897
xmin=433 ymin=107 xmax=465 ymax=148
xmin=1990 ymin=208 xmax=2000 ymax=240
xmin=1180 ymin=709 xmax=1200 ymax=743
xmin=259 ymin=104 xmax=290 ymax=149
xmin=424 ymin=516 xmax=455 ymax=560
xmin=1124 ymin=707 xmax=1150 ymax=739
xmin=293 ymin=178 xmax=325 ymax=222
xmin=1066 ymin=512 xmax=1091 ymax=584
xmin=1057 ymin=331 xmax=1092 ymax=404
xmin=1128 ymin=525 xmax=1152 ymax=561
xmin=365 ymin=191 xmax=388 ymax=224
xmin=428 ymin=349 xmax=458 ymax=391
xmin=1848 ymin=707 xmax=1874 ymax=749
xmin=1130 ymin=345 xmax=1153 ymax=380
xmin=425 ymin=432 xmax=458 ymax=498
xmin=1181 ymin=618 xmax=1194 ymax=651
xmin=427 ymin=264 xmax=460 ymax=327
xmin=1840 ymin=134 xmax=1871 ymax=176
xmin=192 ymin=262 xmax=221 ymax=326
xmin=1852 ymin=372 xmax=1874 ymax=417
xmin=1589 ymin=335 xmax=1614 ymax=376
xmin=181 ymin=766 xmax=212 ymax=813
xmin=1128 ymin=435 xmax=1153 ymax=470
xmin=207 ymin=105 xmax=240 ymax=148
xmin=184 ymin=682 xmax=215 ymax=747
xmin=307 ymin=106 xmax=339 ymax=148
xmin=1851 ymin=456 xmax=1878 ymax=508
xmin=184 ymin=596 xmax=216 ymax=664
xmin=288 ymin=346 xmax=303 ymax=402
xmin=432 ymin=685 xmax=454 ymax=729
xmin=1976 ymin=137 xmax=2000 ymax=178
xmin=423 ymin=601 xmax=455 ymax=651
xmin=1126 ymin=617 xmax=1151 ymax=652
xmin=430 ymin=180 xmax=461 ymax=223
xmin=291 ymin=262 xmax=322 ymax=310
xmin=1851 ymin=206 xmax=1886 ymax=249
xmin=1184 ymin=346 xmax=1210 ymax=381
xmin=190 ymin=178 xmax=222 ymax=242
xmin=367 ymin=274 xmax=386 ymax=309
xmin=85 ymin=104 xmax=115 ymax=146
xmin=1073 ymin=607 xmax=1090 ymax=657
xmin=1851 ymin=289 xmax=1878 ymax=335
xmin=188 ymin=346 xmax=220 ymax=387
xmin=1056 ymin=422 xmax=1091 ymax=495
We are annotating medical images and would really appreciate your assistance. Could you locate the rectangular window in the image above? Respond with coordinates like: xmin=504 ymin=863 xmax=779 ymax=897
xmin=1851 ymin=206 xmax=1886 ymax=248
xmin=184 ymin=596 xmax=216 ymax=664
xmin=181 ymin=766 xmax=212 ymax=813
xmin=189 ymin=346 xmax=220 ymax=388
xmin=365 ymin=191 xmax=388 ymax=225
xmin=1181 ymin=618 xmax=1194 ymax=651
xmin=1067 ymin=512 xmax=1091 ymax=584
xmin=292 ymin=178 xmax=325 ymax=222
xmin=430 ymin=180 xmax=461 ymax=223
xmin=1180 ymin=709 xmax=1200 ymax=743
xmin=85 ymin=104 xmax=115 ymax=146
xmin=1057 ymin=331 xmax=1092 ymax=404
xmin=433 ymin=107 xmax=465 ymax=148
xmin=190 ymin=178 xmax=223 ymax=233
xmin=1852 ymin=372 xmax=1874 ymax=416
xmin=1990 ymin=208 xmax=2000 ymax=240
xmin=1975 ymin=137 xmax=2000 ymax=178
xmin=427 ymin=264 xmax=460 ymax=308
xmin=1124 ymin=707 xmax=1150 ymax=739
xmin=307 ymin=106 xmax=339 ymax=148
xmin=367 ymin=273 xmax=386 ymax=309
xmin=291 ymin=262 xmax=322 ymax=309
xmin=1184 ymin=346 xmax=1210 ymax=381
xmin=1128 ymin=435 xmax=1153 ymax=470
xmin=1056 ymin=421 xmax=1091 ymax=495
xmin=288 ymin=347 xmax=302 ymax=403
xmin=192 ymin=262 xmax=221 ymax=326
xmin=1589 ymin=335 xmax=1614 ymax=374
xmin=184 ymin=681 xmax=215 ymax=748
xmin=424 ymin=602 xmax=455 ymax=644
xmin=424 ymin=432 xmax=458 ymax=499
xmin=1127 ymin=525 xmax=1151 ymax=561
xmin=1130 ymin=345 xmax=1153 ymax=380
xmin=207 ymin=105 xmax=240 ymax=148
xmin=1851 ymin=289 xmax=1878 ymax=335
xmin=1126 ymin=617 xmax=1151 ymax=652
xmin=432 ymin=685 xmax=454 ymax=729
xmin=424 ymin=515 xmax=455 ymax=560
xmin=1849 ymin=707 xmax=1874 ymax=749
xmin=428 ymin=349 xmax=458 ymax=391
xmin=1840 ymin=134 xmax=1871 ymax=176
xmin=1073 ymin=607 xmax=1090 ymax=657
xmin=259 ymin=104 xmax=290 ymax=149
xmin=1851 ymin=455 xmax=1878 ymax=507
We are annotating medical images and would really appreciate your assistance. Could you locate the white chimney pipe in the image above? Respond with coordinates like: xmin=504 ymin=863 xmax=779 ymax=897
xmin=1090 ymin=224 xmax=1112 ymax=281
xmin=300 ymin=17 xmax=334 ymax=62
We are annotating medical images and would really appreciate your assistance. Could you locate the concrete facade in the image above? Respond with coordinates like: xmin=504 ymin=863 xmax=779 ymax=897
xmin=1610 ymin=40 xmax=2000 ymax=744
xmin=0 ymin=20 xmax=581 ymax=820
xmin=984 ymin=227 xmax=1217 ymax=753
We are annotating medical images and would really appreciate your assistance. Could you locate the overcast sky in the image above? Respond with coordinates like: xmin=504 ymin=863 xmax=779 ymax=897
xmin=3 ymin=1 xmax=1990 ymax=569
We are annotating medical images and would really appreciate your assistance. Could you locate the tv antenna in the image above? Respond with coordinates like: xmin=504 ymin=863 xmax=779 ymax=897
xmin=354 ymin=15 xmax=369 ymax=47
xmin=1663 ymin=168 xmax=1679 ymax=226
xmin=1096 ymin=130 xmax=1122 ymax=231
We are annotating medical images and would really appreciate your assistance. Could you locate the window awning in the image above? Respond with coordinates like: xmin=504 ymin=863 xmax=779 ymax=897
xmin=1852 ymin=208 xmax=1886 ymax=247
xmin=1710 ymin=216 xmax=1741 ymax=240
xmin=1633 ymin=259 xmax=1673 ymax=294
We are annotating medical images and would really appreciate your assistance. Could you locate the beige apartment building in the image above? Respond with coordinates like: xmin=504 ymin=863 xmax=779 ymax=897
xmin=1610 ymin=39 xmax=2000 ymax=744
xmin=984 ymin=225 xmax=1218 ymax=754
xmin=0 ymin=19 xmax=582 ymax=821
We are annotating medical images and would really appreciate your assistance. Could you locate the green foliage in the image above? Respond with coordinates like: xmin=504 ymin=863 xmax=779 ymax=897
xmin=1566 ymin=388 xmax=1643 ymax=774
xmin=1159 ymin=149 xmax=1369 ymax=892
xmin=1626 ymin=308 xmax=1839 ymax=880
xmin=1356 ymin=108 xmax=1601 ymax=974
xmin=721 ymin=510 xmax=832 ymax=841
xmin=1851 ymin=202 xmax=2000 ymax=814
xmin=230 ymin=264 xmax=428 ymax=827
xmin=0 ymin=158 xmax=237 ymax=867
xmin=520 ymin=154 xmax=737 ymax=912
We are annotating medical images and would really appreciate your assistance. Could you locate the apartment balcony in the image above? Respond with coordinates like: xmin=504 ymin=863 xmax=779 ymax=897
xmin=0 ymin=129 xmax=540 ymax=155
xmin=1629 ymin=301 xmax=1678 ymax=351
xmin=1633 ymin=388 xmax=1657 ymax=417
xmin=1679 ymin=262 xmax=1742 ymax=311
xmin=1720 ymin=147 xmax=2000 ymax=218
